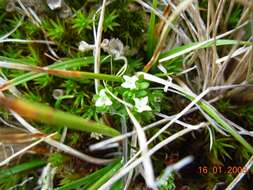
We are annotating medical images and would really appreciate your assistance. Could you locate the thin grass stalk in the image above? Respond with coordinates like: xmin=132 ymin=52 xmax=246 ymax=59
xmin=0 ymin=56 xmax=115 ymax=91
xmin=214 ymin=31 xmax=244 ymax=86
xmin=126 ymin=107 xmax=156 ymax=189
xmin=147 ymin=0 xmax=158 ymax=59
xmin=94 ymin=0 xmax=107 ymax=94
xmin=86 ymin=160 xmax=122 ymax=190
xmin=0 ymin=16 xmax=23 ymax=40
xmin=156 ymin=156 xmax=193 ymax=187
xmin=123 ymin=133 xmax=137 ymax=190
xmin=0 ymin=61 xmax=122 ymax=82
xmin=0 ymin=133 xmax=55 ymax=167
xmin=90 ymin=109 xmax=206 ymax=151
xmin=225 ymin=155 xmax=253 ymax=190
xmin=0 ymin=39 xmax=54 ymax=44
xmin=235 ymin=0 xmax=253 ymax=8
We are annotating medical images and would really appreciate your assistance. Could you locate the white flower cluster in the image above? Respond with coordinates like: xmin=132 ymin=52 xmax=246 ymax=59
xmin=95 ymin=75 xmax=152 ymax=113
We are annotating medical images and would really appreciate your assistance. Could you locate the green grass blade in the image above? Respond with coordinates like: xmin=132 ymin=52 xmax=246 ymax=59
xmin=198 ymin=100 xmax=253 ymax=154
xmin=147 ymin=0 xmax=158 ymax=59
xmin=159 ymin=39 xmax=252 ymax=61
xmin=0 ymin=56 xmax=110 ymax=91
xmin=109 ymin=179 xmax=123 ymax=190
xmin=53 ymin=71 xmax=123 ymax=82
xmin=55 ymin=160 xmax=122 ymax=190
xmin=0 ymin=159 xmax=46 ymax=179
xmin=0 ymin=97 xmax=120 ymax=137
xmin=183 ymin=94 xmax=253 ymax=154
xmin=86 ymin=160 xmax=122 ymax=190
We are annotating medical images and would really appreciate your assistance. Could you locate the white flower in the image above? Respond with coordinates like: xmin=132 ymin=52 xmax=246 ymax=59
xmin=78 ymin=41 xmax=94 ymax=52
xmin=95 ymin=89 xmax=112 ymax=107
xmin=121 ymin=75 xmax=138 ymax=90
xmin=134 ymin=96 xmax=152 ymax=113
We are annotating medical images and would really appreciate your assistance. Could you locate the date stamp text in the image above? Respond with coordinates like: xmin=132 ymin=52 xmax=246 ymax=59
xmin=197 ymin=166 xmax=247 ymax=174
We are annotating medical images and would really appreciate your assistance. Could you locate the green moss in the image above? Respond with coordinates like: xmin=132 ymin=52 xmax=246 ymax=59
xmin=106 ymin=1 xmax=146 ymax=47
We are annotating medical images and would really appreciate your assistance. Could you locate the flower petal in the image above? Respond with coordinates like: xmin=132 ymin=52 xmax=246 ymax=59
xmin=95 ymin=97 xmax=105 ymax=107
xmin=133 ymin=98 xmax=140 ymax=105
xmin=134 ymin=97 xmax=152 ymax=113
xmin=141 ymin=96 xmax=149 ymax=105
xmin=143 ymin=105 xmax=152 ymax=111
xmin=123 ymin=75 xmax=131 ymax=81
xmin=121 ymin=82 xmax=129 ymax=89
xmin=121 ymin=75 xmax=138 ymax=89
xmin=99 ymin=89 xmax=107 ymax=96
xmin=104 ymin=97 xmax=112 ymax=106
xmin=131 ymin=75 xmax=138 ymax=82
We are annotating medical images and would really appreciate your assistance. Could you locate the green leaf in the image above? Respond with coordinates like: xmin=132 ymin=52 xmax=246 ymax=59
xmin=0 ymin=160 xmax=45 ymax=179
xmin=137 ymin=81 xmax=150 ymax=89
xmin=48 ymin=153 xmax=67 ymax=167
xmin=135 ymin=90 xmax=148 ymax=97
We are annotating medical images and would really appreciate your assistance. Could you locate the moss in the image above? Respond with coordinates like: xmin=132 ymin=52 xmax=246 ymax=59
xmin=106 ymin=1 xmax=147 ymax=47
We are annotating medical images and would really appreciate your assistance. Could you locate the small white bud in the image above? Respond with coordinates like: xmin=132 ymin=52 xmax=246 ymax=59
xmin=6 ymin=1 xmax=16 ymax=12
xmin=47 ymin=0 xmax=62 ymax=10
xmin=78 ymin=41 xmax=94 ymax=52
xmin=52 ymin=89 xmax=64 ymax=100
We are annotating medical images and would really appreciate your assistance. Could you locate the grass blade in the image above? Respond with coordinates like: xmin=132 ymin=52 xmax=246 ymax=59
xmin=0 ymin=159 xmax=45 ymax=179
xmin=159 ymin=39 xmax=252 ymax=63
xmin=0 ymin=97 xmax=120 ymax=137
xmin=0 ymin=56 xmax=111 ymax=91
xmin=147 ymin=0 xmax=158 ymax=59
xmin=0 ymin=61 xmax=122 ymax=82
xmin=55 ymin=160 xmax=121 ymax=190
xmin=86 ymin=159 xmax=122 ymax=190
xmin=125 ymin=107 xmax=155 ymax=188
